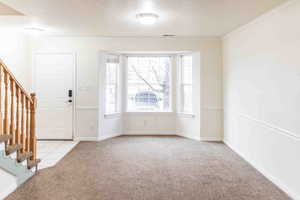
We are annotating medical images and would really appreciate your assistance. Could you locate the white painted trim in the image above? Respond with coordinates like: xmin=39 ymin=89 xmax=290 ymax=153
xmin=104 ymin=113 xmax=122 ymax=119
xmin=201 ymin=107 xmax=223 ymax=110
xmin=225 ymin=110 xmax=300 ymax=141
xmin=73 ymin=53 xmax=78 ymax=142
xmin=125 ymin=53 xmax=176 ymax=57
xmin=223 ymin=140 xmax=300 ymax=200
xmin=0 ymin=181 xmax=17 ymax=200
xmin=223 ymin=0 xmax=298 ymax=39
xmin=74 ymin=137 xmax=98 ymax=141
xmin=239 ymin=113 xmax=300 ymax=141
xmin=76 ymin=106 xmax=99 ymax=110
xmin=177 ymin=113 xmax=195 ymax=118
xmin=124 ymin=112 xmax=175 ymax=116
xmin=200 ymin=136 xmax=223 ymax=142
xmin=98 ymin=133 xmax=122 ymax=141
xmin=124 ymin=132 xmax=176 ymax=135
xmin=176 ymin=133 xmax=201 ymax=141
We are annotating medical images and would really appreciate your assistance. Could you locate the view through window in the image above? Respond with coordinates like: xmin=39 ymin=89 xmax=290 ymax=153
xmin=180 ymin=55 xmax=193 ymax=113
xmin=105 ymin=55 xmax=119 ymax=114
xmin=127 ymin=56 xmax=171 ymax=112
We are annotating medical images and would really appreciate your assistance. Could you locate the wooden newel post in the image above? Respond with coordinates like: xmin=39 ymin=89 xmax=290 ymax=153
xmin=30 ymin=93 xmax=37 ymax=160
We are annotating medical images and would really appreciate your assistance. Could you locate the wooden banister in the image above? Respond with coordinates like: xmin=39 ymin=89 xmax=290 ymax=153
xmin=0 ymin=60 xmax=32 ymax=103
xmin=0 ymin=59 xmax=39 ymax=169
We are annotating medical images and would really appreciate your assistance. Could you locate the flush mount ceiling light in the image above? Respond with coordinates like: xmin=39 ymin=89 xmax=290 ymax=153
xmin=136 ymin=13 xmax=159 ymax=25
xmin=24 ymin=27 xmax=45 ymax=35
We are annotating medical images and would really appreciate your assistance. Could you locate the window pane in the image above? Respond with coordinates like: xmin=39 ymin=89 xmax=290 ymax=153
xmin=106 ymin=63 xmax=117 ymax=84
xmin=105 ymin=84 xmax=116 ymax=113
xmin=127 ymin=57 xmax=171 ymax=112
xmin=182 ymin=55 xmax=192 ymax=84
xmin=181 ymin=55 xmax=193 ymax=113
xmin=183 ymin=85 xmax=192 ymax=113
xmin=105 ymin=55 xmax=119 ymax=114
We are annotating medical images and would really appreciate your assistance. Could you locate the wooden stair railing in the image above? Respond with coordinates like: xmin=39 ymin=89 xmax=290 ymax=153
xmin=0 ymin=59 xmax=40 ymax=171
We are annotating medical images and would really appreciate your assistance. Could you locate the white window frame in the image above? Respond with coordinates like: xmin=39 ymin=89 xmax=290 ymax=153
xmin=104 ymin=54 xmax=120 ymax=115
xmin=125 ymin=54 xmax=173 ymax=113
xmin=178 ymin=54 xmax=193 ymax=116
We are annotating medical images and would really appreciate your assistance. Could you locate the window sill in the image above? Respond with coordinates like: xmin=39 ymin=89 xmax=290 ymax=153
xmin=177 ymin=113 xmax=195 ymax=118
xmin=104 ymin=113 xmax=121 ymax=119
xmin=125 ymin=111 xmax=174 ymax=115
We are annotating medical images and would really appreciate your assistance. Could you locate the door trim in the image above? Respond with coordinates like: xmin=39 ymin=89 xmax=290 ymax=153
xmin=32 ymin=52 xmax=77 ymax=140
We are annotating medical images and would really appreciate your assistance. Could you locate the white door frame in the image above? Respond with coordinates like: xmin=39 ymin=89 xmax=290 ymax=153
xmin=32 ymin=52 xmax=77 ymax=140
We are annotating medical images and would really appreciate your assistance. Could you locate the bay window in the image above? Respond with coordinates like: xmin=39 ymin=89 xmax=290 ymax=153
xmin=179 ymin=55 xmax=193 ymax=113
xmin=105 ymin=55 xmax=119 ymax=114
xmin=127 ymin=56 xmax=171 ymax=112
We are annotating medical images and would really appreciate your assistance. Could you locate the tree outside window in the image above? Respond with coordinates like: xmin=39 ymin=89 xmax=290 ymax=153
xmin=127 ymin=57 xmax=171 ymax=112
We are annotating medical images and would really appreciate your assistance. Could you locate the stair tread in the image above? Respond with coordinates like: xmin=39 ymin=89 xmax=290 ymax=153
xmin=17 ymin=152 xmax=33 ymax=162
xmin=0 ymin=135 xmax=12 ymax=143
xmin=6 ymin=144 xmax=23 ymax=155
xmin=27 ymin=159 xmax=41 ymax=169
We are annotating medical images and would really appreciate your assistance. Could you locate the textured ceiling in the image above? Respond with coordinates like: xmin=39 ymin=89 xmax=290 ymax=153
xmin=0 ymin=0 xmax=289 ymax=36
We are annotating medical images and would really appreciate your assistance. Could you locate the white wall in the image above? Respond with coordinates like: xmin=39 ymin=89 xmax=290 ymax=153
xmin=0 ymin=30 xmax=30 ymax=199
xmin=0 ymin=30 xmax=31 ymax=91
xmin=223 ymin=0 xmax=300 ymax=198
xmin=30 ymin=37 xmax=223 ymax=141
xmin=0 ymin=169 xmax=17 ymax=200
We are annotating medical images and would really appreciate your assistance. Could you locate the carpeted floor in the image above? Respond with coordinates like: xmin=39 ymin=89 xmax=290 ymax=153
xmin=6 ymin=136 xmax=290 ymax=200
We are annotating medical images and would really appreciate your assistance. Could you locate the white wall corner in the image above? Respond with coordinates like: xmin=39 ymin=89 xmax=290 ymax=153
xmin=98 ymin=133 xmax=123 ymax=141
xmin=200 ymin=136 xmax=223 ymax=142
xmin=176 ymin=133 xmax=201 ymax=141
xmin=222 ymin=0 xmax=299 ymax=39
xmin=223 ymin=140 xmax=300 ymax=200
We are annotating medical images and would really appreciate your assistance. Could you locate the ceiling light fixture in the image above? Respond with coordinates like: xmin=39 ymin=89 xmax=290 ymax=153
xmin=24 ymin=27 xmax=45 ymax=35
xmin=136 ymin=13 xmax=159 ymax=25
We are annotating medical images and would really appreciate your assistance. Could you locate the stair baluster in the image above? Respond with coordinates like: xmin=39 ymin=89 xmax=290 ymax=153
xmin=21 ymin=93 xmax=25 ymax=153
xmin=10 ymin=78 xmax=15 ymax=145
xmin=4 ymin=71 xmax=9 ymax=142
xmin=26 ymin=98 xmax=30 ymax=153
xmin=29 ymin=93 xmax=37 ymax=160
xmin=0 ymin=59 xmax=40 ymax=170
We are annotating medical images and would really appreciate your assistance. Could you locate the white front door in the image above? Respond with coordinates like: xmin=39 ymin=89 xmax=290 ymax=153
xmin=34 ymin=53 xmax=74 ymax=139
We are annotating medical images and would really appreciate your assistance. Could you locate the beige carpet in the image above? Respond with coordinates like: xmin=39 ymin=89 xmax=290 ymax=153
xmin=7 ymin=136 xmax=290 ymax=200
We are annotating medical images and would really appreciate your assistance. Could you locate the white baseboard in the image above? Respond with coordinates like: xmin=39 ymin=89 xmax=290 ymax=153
xmin=176 ymin=133 xmax=201 ymax=141
xmin=200 ymin=136 xmax=223 ymax=142
xmin=98 ymin=133 xmax=122 ymax=141
xmin=224 ymin=140 xmax=300 ymax=200
xmin=124 ymin=132 xmax=175 ymax=136
xmin=74 ymin=137 xmax=99 ymax=141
